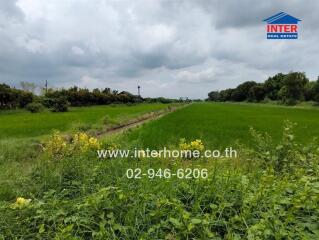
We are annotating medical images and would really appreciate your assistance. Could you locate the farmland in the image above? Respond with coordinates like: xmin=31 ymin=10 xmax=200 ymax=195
xmin=0 ymin=102 xmax=319 ymax=239
xmin=125 ymin=102 xmax=319 ymax=148
xmin=0 ymin=103 xmax=170 ymax=139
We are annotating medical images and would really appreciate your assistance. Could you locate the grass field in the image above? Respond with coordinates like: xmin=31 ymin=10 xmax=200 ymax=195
xmin=125 ymin=102 xmax=319 ymax=148
xmin=0 ymin=103 xmax=318 ymax=239
xmin=0 ymin=103 xmax=169 ymax=139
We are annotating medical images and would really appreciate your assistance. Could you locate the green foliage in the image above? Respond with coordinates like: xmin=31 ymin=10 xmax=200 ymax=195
xmin=44 ymin=86 xmax=182 ymax=107
xmin=249 ymin=120 xmax=318 ymax=173
xmin=208 ymin=91 xmax=220 ymax=101
xmin=248 ymin=84 xmax=265 ymax=102
xmin=0 ymin=122 xmax=318 ymax=239
xmin=279 ymin=72 xmax=308 ymax=105
xmin=231 ymin=81 xmax=257 ymax=102
xmin=304 ymin=81 xmax=317 ymax=101
xmin=0 ymin=83 xmax=33 ymax=109
xmin=45 ymin=97 xmax=69 ymax=112
xmin=219 ymin=88 xmax=234 ymax=101
xmin=18 ymin=91 xmax=34 ymax=108
xmin=314 ymin=79 xmax=319 ymax=104
xmin=264 ymin=73 xmax=285 ymax=100
xmin=207 ymin=72 xmax=318 ymax=105
xmin=1 ymin=82 xmax=184 ymax=113
xmin=25 ymin=102 xmax=44 ymax=113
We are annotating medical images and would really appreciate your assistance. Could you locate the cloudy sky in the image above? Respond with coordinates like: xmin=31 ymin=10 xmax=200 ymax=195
xmin=1 ymin=0 xmax=319 ymax=98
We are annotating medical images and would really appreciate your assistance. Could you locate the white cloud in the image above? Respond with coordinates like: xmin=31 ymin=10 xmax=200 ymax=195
xmin=71 ymin=46 xmax=85 ymax=56
xmin=0 ymin=0 xmax=318 ymax=99
xmin=176 ymin=68 xmax=217 ymax=84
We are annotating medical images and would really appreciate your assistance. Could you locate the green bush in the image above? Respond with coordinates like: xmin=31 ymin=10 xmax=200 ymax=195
xmin=51 ymin=97 xmax=69 ymax=112
xmin=41 ymin=97 xmax=69 ymax=112
xmin=25 ymin=102 xmax=44 ymax=113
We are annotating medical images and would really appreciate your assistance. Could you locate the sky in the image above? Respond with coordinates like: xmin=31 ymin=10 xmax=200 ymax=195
xmin=0 ymin=0 xmax=319 ymax=99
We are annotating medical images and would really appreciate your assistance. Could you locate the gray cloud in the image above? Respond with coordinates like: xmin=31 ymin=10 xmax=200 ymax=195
xmin=0 ymin=0 xmax=24 ymax=21
xmin=0 ymin=0 xmax=318 ymax=98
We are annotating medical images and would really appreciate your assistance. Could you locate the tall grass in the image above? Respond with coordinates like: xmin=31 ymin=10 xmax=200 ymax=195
xmin=0 ymin=103 xmax=318 ymax=239
xmin=0 ymin=121 xmax=318 ymax=239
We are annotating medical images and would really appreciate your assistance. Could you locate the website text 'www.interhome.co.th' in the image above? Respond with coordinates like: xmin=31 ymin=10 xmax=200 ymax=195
xmin=97 ymin=147 xmax=237 ymax=159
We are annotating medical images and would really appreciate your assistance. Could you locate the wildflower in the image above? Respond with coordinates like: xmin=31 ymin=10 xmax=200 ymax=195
xmin=44 ymin=131 xmax=100 ymax=158
xmin=78 ymin=132 xmax=89 ymax=142
xmin=45 ymin=131 xmax=68 ymax=157
xmin=88 ymin=137 xmax=100 ymax=148
xmin=179 ymin=138 xmax=205 ymax=159
xmin=190 ymin=139 xmax=204 ymax=151
xmin=11 ymin=197 xmax=31 ymax=209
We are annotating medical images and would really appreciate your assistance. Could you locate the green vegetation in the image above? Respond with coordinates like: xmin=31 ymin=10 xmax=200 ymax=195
xmin=0 ymin=103 xmax=318 ymax=239
xmin=0 ymin=103 xmax=169 ymax=139
xmin=208 ymin=72 xmax=319 ymax=105
xmin=25 ymin=102 xmax=44 ymax=113
xmin=0 ymin=83 xmax=187 ymax=112
xmin=124 ymin=102 xmax=319 ymax=148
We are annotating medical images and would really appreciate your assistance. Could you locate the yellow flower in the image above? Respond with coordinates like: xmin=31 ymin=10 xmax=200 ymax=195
xmin=190 ymin=139 xmax=204 ymax=151
xmin=179 ymin=138 xmax=205 ymax=159
xmin=11 ymin=197 xmax=31 ymax=209
xmin=79 ymin=133 xmax=89 ymax=142
xmin=44 ymin=131 xmax=100 ymax=157
xmin=89 ymin=137 xmax=97 ymax=145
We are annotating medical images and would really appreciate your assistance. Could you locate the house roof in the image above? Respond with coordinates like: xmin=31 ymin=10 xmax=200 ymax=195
xmin=263 ymin=12 xmax=301 ymax=24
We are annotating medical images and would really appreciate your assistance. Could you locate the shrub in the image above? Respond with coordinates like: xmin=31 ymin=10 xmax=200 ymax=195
xmin=43 ymin=131 xmax=100 ymax=159
xmin=25 ymin=102 xmax=44 ymax=113
xmin=248 ymin=120 xmax=319 ymax=173
xmin=50 ymin=97 xmax=69 ymax=112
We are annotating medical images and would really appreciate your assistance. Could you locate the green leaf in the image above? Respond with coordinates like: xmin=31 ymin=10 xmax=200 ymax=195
xmin=38 ymin=224 xmax=45 ymax=234
xmin=169 ymin=217 xmax=182 ymax=228
xmin=190 ymin=218 xmax=202 ymax=224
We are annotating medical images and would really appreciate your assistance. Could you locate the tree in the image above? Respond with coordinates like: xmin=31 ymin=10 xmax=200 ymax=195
xmin=279 ymin=72 xmax=308 ymax=105
xmin=207 ymin=91 xmax=220 ymax=101
xmin=0 ymin=84 xmax=30 ymax=109
xmin=18 ymin=91 xmax=34 ymax=108
xmin=0 ymin=84 xmax=12 ymax=108
xmin=248 ymin=84 xmax=266 ymax=102
xmin=231 ymin=81 xmax=257 ymax=102
xmin=264 ymin=73 xmax=285 ymax=100
xmin=313 ymin=79 xmax=319 ymax=104
xmin=219 ymin=89 xmax=234 ymax=101
xmin=304 ymin=81 xmax=316 ymax=101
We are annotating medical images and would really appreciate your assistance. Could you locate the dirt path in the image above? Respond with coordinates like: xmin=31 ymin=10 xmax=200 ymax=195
xmin=95 ymin=104 xmax=187 ymax=138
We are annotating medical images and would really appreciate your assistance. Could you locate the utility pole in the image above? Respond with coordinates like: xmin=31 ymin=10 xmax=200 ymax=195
xmin=45 ymin=80 xmax=48 ymax=94
xmin=138 ymin=85 xmax=141 ymax=97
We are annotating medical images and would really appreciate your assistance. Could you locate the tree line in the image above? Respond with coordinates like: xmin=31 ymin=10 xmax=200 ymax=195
xmin=207 ymin=72 xmax=319 ymax=105
xmin=0 ymin=83 xmax=184 ymax=112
